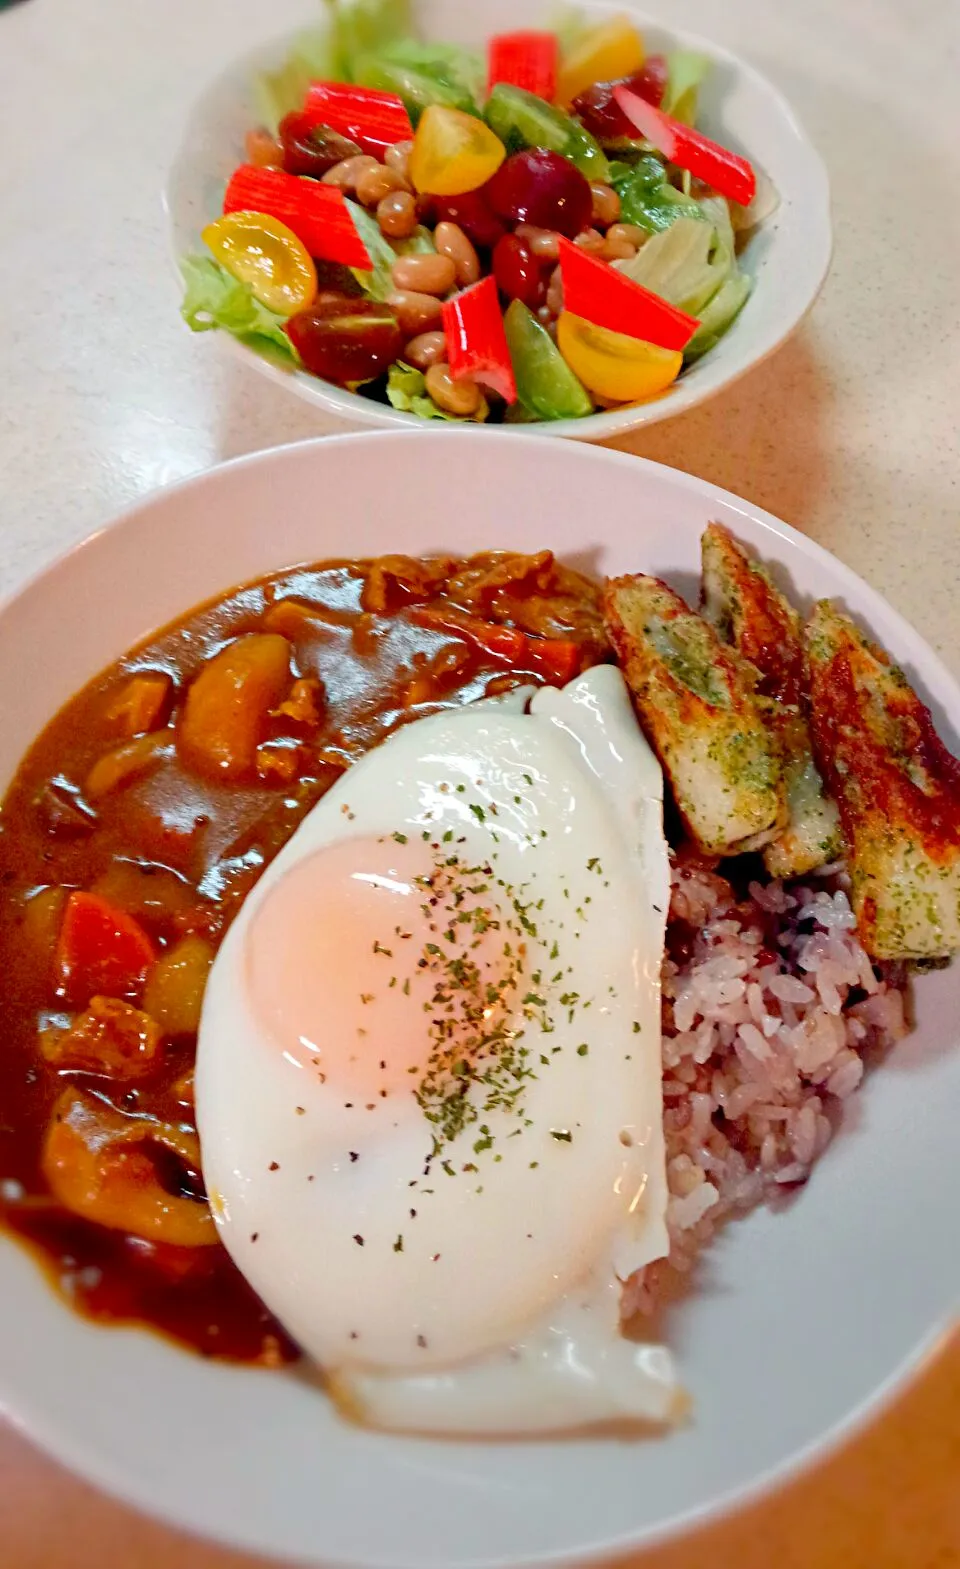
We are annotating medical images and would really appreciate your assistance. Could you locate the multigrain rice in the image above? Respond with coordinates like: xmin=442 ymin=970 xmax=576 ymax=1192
xmin=624 ymin=857 xmax=909 ymax=1316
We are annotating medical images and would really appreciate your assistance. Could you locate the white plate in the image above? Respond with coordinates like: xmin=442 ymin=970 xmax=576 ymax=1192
xmin=0 ymin=431 xmax=957 ymax=1569
xmin=165 ymin=0 xmax=831 ymax=441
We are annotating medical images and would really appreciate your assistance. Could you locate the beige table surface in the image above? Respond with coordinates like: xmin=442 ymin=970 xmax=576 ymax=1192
xmin=1 ymin=0 xmax=959 ymax=1564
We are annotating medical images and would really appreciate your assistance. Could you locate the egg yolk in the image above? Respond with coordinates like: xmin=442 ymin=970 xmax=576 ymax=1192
xmin=245 ymin=833 xmax=524 ymax=1104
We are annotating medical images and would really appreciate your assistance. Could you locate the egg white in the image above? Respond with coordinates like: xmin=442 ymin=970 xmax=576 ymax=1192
xmin=196 ymin=669 xmax=678 ymax=1432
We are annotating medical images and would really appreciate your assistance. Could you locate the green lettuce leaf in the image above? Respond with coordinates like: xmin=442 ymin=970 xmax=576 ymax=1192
xmin=386 ymin=362 xmax=489 ymax=421
xmin=614 ymin=215 xmax=731 ymax=316
xmin=698 ymin=194 xmax=736 ymax=273
xmin=354 ymin=43 xmax=480 ymax=119
xmin=612 ymin=155 xmax=706 ymax=234
xmin=346 ymin=203 xmax=437 ymax=298
xmin=179 ymin=256 xmax=299 ymax=362
xmin=616 ymin=194 xmax=752 ymax=357
xmin=375 ymin=37 xmax=484 ymax=104
xmin=345 ymin=198 xmax=398 ymax=299
xmin=696 ymin=194 xmax=734 ymax=252
xmin=253 ymin=0 xmax=413 ymax=128
xmin=549 ymin=5 xmax=590 ymax=57
xmin=393 ymin=225 xmax=437 ymax=256
xmin=683 ymin=272 xmax=752 ymax=359
xmin=662 ymin=51 xmax=710 ymax=125
xmin=329 ymin=0 xmax=413 ymax=80
xmin=254 ymin=27 xmax=336 ymax=134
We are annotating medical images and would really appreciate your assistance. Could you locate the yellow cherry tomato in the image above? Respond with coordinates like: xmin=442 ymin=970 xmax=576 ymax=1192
xmin=409 ymin=106 xmax=506 ymax=197
xmin=202 ymin=211 xmax=317 ymax=315
xmin=556 ymin=312 xmax=682 ymax=403
xmin=556 ymin=15 xmax=645 ymax=106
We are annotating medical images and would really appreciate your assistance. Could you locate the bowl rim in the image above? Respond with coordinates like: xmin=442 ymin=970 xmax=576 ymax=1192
xmin=3 ymin=429 xmax=956 ymax=1568
xmin=163 ymin=2 xmax=833 ymax=441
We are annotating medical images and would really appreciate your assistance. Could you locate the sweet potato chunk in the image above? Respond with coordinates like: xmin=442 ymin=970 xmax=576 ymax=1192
xmin=604 ymin=573 xmax=785 ymax=856
xmin=42 ymin=1087 xmax=216 ymax=1247
xmin=806 ymin=601 xmax=960 ymax=958
xmin=701 ymin=523 xmax=843 ymax=877
xmin=85 ymin=732 xmax=172 ymax=800
xmin=262 ymin=600 xmax=355 ymax=640
xmin=91 ymin=862 xmax=198 ymax=929
xmin=41 ymin=997 xmax=163 ymax=1080
xmin=177 ymin=634 xmax=291 ymax=782
xmin=142 ymin=936 xmax=214 ymax=1036
xmin=20 ymin=886 xmax=67 ymax=978
xmin=102 ymin=672 xmax=172 ymax=738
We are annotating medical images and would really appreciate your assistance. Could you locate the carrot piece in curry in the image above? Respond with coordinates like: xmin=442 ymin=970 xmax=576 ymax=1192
xmin=55 ymin=891 xmax=157 ymax=1005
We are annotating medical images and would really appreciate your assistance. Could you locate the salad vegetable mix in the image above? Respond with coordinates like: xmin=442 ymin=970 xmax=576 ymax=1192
xmin=180 ymin=1 xmax=769 ymax=423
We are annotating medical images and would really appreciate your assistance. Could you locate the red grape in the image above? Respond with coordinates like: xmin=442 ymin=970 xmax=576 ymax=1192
xmin=279 ymin=112 xmax=361 ymax=178
xmin=485 ymin=150 xmax=592 ymax=240
xmin=428 ymin=190 xmax=507 ymax=249
xmin=492 ymin=235 xmax=545 ymax=308
xmin=572 ymin=58 xmax=669 ymax=142
xmin=286 ymin=294 xmax=402 ymax=385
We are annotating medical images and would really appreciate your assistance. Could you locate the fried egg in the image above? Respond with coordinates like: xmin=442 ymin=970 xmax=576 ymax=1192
xmin=196 ymin=667 xmax=678 ymax=1433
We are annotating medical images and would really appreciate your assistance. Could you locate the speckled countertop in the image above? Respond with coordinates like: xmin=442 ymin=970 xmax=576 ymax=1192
xmin=1 ymin=0 xmax=959 ymax=1564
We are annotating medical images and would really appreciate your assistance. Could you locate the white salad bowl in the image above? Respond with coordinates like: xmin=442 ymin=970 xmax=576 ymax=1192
xmin=0 ymin=430 xmax=957 ymax=1568
xmin=165 ymin=0 xmax=832 ymax=441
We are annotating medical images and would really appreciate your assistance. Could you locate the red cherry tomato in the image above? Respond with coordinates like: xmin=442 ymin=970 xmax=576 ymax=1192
xmin=492 ymin=234 xmax=545 ymax=308
xmin=572 ymin=59 xmax=669 ymax=142
xmin=428 ymin=190 xmax=507 ymax=249
xmin=279 ymin=112 xmax=361 ymax=178
xmin=485 ymin=150 xmax=593 ymax=239
xmin=286 ymin=293 xmax=403 ymax=385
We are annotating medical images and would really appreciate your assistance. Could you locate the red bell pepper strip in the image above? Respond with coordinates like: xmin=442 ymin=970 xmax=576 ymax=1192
xmin=223 ymin=165 xmax=372 ymax=269
xmin=612 ymin=85 xmax=757 ymax=207
xmin=488 ymin=31 xmax=559 ymax=102
xmin=442 ymin=276 xmax=517 ymax=404
xmin=302 ymin=82 xmax=413 ymax=158
xmin=56 ymin=891 xmax=157 ymax=1005
xmin=557 ymin=237 xmax=699 ymax=350
xmin=411 ymin=606 xmax=582 ymax=686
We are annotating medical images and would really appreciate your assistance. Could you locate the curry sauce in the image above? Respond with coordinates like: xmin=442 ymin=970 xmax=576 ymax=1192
xmin=0 ymin=551 xmax=604 ymax=1360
